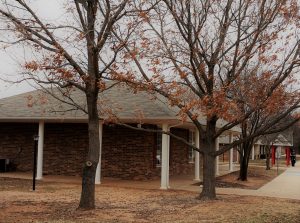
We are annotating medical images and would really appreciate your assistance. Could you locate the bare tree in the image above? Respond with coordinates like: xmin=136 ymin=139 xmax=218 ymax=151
xmin=0 ymin=0 xmax=151 ymax=209
xmin=112 ymin=0 xmax=300 ymax=199
xmin=238 ymin=110 xmax=299 ymax=180
xmin=231 ymin=71 xmax=300 ymax=180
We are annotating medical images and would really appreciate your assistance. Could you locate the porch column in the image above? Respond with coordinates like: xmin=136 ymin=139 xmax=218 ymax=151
xmin=236 ymin=149 xmax=239 ymax=163
xmin=252 ymin=145 xmax=255 ymax=160
xmin=215 ymin=137 xmax=220 ymax=176
xmin=194 ymin=129 xmax=200 ymax=181
xmin=229 ymin=133 xmax=234 ymax=172
xmin=36 ymin=121 xmax=44 ymax=180
xmin=167 ymin=126 xmax=170 ymax=188
xmin=161 ymin=123 xmax=170 ymax=189
xmin=95 ymin=121 xmax=103 ymax=184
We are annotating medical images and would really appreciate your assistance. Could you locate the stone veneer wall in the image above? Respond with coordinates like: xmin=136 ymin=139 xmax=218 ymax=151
xmin=0 ymin=123 xmax=193 ymax=179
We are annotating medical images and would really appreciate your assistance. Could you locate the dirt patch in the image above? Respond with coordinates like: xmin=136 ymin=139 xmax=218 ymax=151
xmin=193 ymin=166 xmax=285 ymax=189
xmin=0 ymin=177 xmax=300 ymax=223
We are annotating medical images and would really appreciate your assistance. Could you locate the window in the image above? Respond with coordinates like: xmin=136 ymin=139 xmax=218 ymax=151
xmin=189 ymin=130 xmax=195 ymax=163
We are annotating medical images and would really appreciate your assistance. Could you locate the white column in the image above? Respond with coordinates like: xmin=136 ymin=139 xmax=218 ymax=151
xmin=215 ymin=137 xmax=220 ymax=176
xmin=236 ymin=149 xmax=239 ymax=162
xmin=167 ymin=127 xmax=170 ymax=188
xmin=160 ymin=123 xmax=169 ymax=189
xmin=252 ymin=145 xmax=255 ymax=160
xmin=36 ymin=121 xmax=44 ymax=180
xmin=95 ymin=121 xmax=103 ymax=184
xmin=229 ymin=133 xmax=234 ymax=172
xmin=194 ymin=129 xmax=200 ymax=181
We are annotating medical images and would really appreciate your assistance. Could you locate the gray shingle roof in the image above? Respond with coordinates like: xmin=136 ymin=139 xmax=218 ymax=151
xmin=0 ymin=83 xmax=180 ymax=123
xmin=0 ymin=83 xmax=241 ymax=132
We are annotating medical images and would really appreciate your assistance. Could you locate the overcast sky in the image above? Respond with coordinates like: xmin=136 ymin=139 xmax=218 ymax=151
xmin=0 ymin=0 xmax=62 ymax=99
xmin=0 ymin=1 xmax=299 ymax=99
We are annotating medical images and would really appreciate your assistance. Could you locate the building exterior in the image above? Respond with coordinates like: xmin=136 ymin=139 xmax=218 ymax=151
xmin=252 ymin=132 xmax=294 ymax=165
xmin=0 ymin=84 xmax=240 ymax=188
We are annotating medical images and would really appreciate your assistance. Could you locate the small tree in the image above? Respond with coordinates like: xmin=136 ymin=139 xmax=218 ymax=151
xmin=239 ymin=127 xmax=298 ymax=177
xmin=234 ymin=76 xmax=299 ymax=180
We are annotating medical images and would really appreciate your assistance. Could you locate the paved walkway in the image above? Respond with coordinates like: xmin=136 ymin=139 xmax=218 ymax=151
xmin=254 ymin=161 xmax=300 ymax=199
xmin=216 ymin=161 xmax=300 ymax=200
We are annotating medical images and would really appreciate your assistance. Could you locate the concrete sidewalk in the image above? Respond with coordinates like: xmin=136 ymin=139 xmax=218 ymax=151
xmin=255 ymin=161 xmax=300 ymax=199
xmin=217 ymin=161 xmax=300 ymax=200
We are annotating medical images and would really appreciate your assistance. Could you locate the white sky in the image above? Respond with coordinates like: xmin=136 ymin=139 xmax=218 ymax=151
xmin=0 ymin=0 xmax=63 ymax=99
xmin=0 ymin=1 xmax=299 ymax=99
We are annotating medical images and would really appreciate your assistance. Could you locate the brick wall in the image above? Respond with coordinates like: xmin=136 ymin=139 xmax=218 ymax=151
xmin=0 ymin=123 xmax=194 ymax=180
xmin=169 ymin=128 xmax=193 ymax=175
xmin=0 ymin=123 xmax=88 ymax=175
xmin=102 ymin=126 xmax=193 ymax=180
xmin=0 ymin=123 xmax=37 ymax=171
xmin=43 ymin=123 xmax=88 ymax=176
xmin=101 ymin=124 xmax=159 ymax=180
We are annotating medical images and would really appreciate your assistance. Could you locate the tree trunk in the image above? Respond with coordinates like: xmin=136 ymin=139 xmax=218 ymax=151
xmin=78 ymin=93 xmax=100 ymax=209
xmin=238 ymin=134 xmax=254 ymax=181
xmin=78 ymin=1 xmax=100 ymax=208
xmin=199 ymin=151 xmax=216 ymax=199
xmin=199 ymin=117 xmax=217 ymax=200
xmin=238 ymin=154 xmax=249 ymax=181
